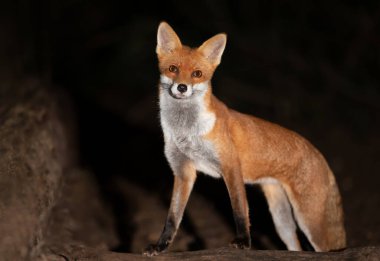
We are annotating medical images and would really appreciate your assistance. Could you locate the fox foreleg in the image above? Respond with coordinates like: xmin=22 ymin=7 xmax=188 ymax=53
xmin=144 ymin=162 xmax=196 ymax=256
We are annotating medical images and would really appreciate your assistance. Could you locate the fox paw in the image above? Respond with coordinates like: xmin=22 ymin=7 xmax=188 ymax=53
xmin=143 ymin=244 xmax=160 ymax=257
xmin=143 ymin=243 xmax=166 ymax=257
xmin=230 ymin=237 xmax=251 ymax=249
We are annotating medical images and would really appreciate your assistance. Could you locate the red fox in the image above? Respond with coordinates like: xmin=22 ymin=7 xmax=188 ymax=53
xmin=144 ymin=22 xmax=346 ymax=256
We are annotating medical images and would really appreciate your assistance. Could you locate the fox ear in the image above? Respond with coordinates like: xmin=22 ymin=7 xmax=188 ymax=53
xmin=198 ymin=34 xmax=227 ymax=66
xmin=157 ymin=22 xmax=182 ymax=56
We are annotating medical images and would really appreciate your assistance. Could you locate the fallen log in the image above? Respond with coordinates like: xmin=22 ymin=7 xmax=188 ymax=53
xmin=44 ymin=246 xmax=380 ymax=261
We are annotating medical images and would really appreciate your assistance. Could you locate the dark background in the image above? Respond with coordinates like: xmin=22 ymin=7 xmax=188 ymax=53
xmin=1 ymin=0 xmax=379 ymax=253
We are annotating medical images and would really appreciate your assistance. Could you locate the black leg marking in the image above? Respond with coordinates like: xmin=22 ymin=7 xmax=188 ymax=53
xmin=230 ymin=214 xmax=251 ymax=249
xmin=143 ymin=216 xmax=177 ymax=256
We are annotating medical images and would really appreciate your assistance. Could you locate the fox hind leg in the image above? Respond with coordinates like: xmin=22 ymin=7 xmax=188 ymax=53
xmin=261 ymin=181 xmax=302 ymax=251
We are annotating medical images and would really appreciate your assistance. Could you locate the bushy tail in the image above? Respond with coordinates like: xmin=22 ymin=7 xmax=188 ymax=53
xmin=285 ymin=168 xmax=346 ymax=251
xmin=324 ymin=169 xmax=346 ymax=250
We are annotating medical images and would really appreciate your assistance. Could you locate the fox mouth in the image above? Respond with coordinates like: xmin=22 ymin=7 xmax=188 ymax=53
xmin=161 ymin=83 xmax=192 ymax=100
xmin=168 ymin=88 xmax=190 ymax=99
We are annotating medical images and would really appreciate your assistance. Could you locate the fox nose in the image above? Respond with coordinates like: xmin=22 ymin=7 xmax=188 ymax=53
xmin=177 ymin=84 xmax=187 ymax=93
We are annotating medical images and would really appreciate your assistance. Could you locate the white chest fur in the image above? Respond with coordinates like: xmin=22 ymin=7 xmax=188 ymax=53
xmin=159 ymin=83 xmax=221 ymax=178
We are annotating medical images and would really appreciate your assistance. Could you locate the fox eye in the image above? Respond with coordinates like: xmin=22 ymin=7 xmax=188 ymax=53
xmin=168 ymin=65 xmax=178 ymax=73
xmin=192 ymin=70 xmax=202 ymax=78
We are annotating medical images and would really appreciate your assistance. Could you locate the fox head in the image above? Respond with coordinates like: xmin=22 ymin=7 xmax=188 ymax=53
xmin=156 ymin=22 xmax=226 ymax=100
